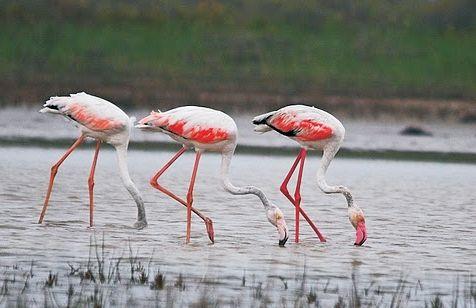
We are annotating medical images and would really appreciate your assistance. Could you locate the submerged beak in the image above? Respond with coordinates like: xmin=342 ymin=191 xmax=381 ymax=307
xmin=204 ymin=217 xmax=215 ymax=244
xmin=354 ymin=221 xmax=367 ymax=246
xmin=277 ymin=219 xmax=289 ymax=247
xmin=278 ymin=229 xmax=288 ymax=247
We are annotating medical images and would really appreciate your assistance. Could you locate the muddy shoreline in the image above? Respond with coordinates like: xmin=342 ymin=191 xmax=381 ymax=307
xmin=2 ymin=80 xmax=475 ymax=122
xmin=1 ymin=137 xmax=475 ymax=164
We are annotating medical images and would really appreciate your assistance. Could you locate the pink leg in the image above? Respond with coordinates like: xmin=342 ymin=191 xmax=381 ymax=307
xmin=280 ymin=148 xmax=326 ymax=242
xmin=280 ymin=148 xmax=304 ymax=242
xmin=150 ymin=147 xmax=214 ymax=243
xmin=88 ymin=140 xmax=101 ymax=227
xmin=294 ymin=148 xmax=306 ymax=242
xmin=186 ymin=151 xmax=201 ymax=244
xmin=38 ymin=135 xmax=86 ymax=224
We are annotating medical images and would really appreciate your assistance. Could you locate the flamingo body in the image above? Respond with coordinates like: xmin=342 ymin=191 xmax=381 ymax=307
xmin=40 ymin=92 xmax=131 ymax=145
xmin=137 ymin=106 xmax=288 ymax=245
xmin=253 ymin=105 xmax=345 ymax=149
xmin=38 ymin=92 xmax=147 ymax=229
xmin=138 ymin=106 xmax=237 ymax=152
xmin=253 ymin=105 xmax=367 ymax=246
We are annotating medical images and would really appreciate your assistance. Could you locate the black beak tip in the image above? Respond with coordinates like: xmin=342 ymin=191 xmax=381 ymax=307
xmin=278 ymin=236 xmax=289 ymax=247
xmin=278 ymin=239 xmax=286 ymax=247
xmin=354 ymin=238 xmax=367 ymax=246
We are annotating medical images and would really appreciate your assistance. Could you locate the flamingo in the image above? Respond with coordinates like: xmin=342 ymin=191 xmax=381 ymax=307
xmin=37 ymin=92 xmax=147 ymax=229
xmin=136 ymin=106 xmax=289 ymax=245
xmin=252 ymin=105 xmax=367 ymax=246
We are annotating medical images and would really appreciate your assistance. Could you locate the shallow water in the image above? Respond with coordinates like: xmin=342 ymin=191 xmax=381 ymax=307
xmin=0 ymin=146 xmax=474 ymax=305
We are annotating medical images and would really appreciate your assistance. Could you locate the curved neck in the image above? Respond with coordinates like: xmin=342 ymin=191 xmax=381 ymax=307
xmin=115 ymin=143 xmax=147 ymax=221
xmin=220 ymin=148 xmax=272 ymax=210
xmin=317 ymin=145 xmax=354 ymax=207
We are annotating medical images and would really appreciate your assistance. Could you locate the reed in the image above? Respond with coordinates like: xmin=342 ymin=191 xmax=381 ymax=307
xmin=0 ymin=237 xmax=473 ymax=307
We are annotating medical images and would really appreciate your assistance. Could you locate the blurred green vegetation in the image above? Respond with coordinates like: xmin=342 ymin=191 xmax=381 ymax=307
xmin=0 ymin=0 xmax=475 ymax=103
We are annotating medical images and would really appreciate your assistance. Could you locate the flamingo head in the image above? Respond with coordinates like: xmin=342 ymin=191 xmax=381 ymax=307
xmin=266 ymin=205 xmax=289 ymax=247
xmin=348 ymin=205 xmax=367 ymax=246
xmin=135 ymin=111 xmax=161 ymax=130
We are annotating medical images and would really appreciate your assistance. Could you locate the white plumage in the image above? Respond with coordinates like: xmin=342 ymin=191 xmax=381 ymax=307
xmin=137 ymin=106 xmax=289 ymax=245
xmin=40 ymin=92 xmax=131 ymax=144
xmin=253 ymin=104 xmax=345 ymax=150
xmin=253 ymin=105 xmax=367 ymax=246
xmin=38 ymin=92 xmax=147 ymax=229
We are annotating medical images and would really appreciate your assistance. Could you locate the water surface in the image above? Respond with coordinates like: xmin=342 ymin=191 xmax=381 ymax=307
xmin=0 ymin=146 xmax=474 ymax=305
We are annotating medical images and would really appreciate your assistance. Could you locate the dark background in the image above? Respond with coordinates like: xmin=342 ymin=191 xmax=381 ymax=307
xmin=1 ymin=0 xmax=475 ymax=116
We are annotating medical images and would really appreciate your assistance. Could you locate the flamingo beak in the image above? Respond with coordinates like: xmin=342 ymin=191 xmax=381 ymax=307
xmin=277 ymin=219 xmax=289 ymax=247
xmin=354 ymin=221 xmax=367 ymax=246
xmin=204 ymin=218 xmax=215 ymax=244
xmin=278 ymin=229 xmax=288 ymax=247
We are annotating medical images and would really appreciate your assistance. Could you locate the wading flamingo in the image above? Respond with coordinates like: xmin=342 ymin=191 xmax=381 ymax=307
xmin=38 ymin=92 xmax=147 ymax=229
xmin=252 ymin=105 xmax=367 ymax=246
xmin=136 ymin=106 xmax=289 ymax=245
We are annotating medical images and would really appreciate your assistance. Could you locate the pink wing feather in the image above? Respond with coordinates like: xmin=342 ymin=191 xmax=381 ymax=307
xmin=269 ymin=110 xmax=333 ymax=141
xmin=139 ymin=107 xmax=233 ymax=144
xmin=42 ymin=92 xmax=128 ymax=133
